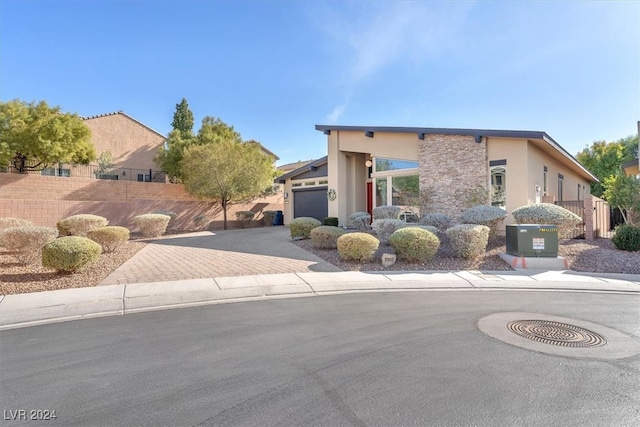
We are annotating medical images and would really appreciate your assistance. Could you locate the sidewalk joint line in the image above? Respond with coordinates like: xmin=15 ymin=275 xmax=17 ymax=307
xmin=453 ymin=271 xmax=477 ymax=288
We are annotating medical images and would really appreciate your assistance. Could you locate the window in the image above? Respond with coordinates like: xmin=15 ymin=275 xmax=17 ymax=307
xmin=577 ymin=183 xmax=582 ymax=201
xmin=304 ymin=182 xmax=316 ymax=186
xmin=318 ymin=180 xmax=328 ymax=185
xmin=490 ymin=166 xmax=506 ymax=209
xmin=543 ymin=166 xmax=548 ymax=195
xmin=558 ymin=173 xmax=564 ymax=201
xmin=374 ymin=158 xmax=419 ymax=173
xmin=41 ymin=167 xmax=70 ymax=177
xmin=291 ymin=183 xmax=302 ymax=187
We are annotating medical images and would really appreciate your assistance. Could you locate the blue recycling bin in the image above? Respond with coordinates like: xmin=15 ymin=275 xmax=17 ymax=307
xmin=273 ymin=210 xmax=284 ymax=226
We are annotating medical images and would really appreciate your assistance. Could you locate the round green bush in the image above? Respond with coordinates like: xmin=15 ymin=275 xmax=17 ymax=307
xmin=134 ymin=213 xmax=171 ymax=237
xmin=337 ymin=232 xmax=380 ymax=262
xmin=57 ymin=214 xmax=109 ymax=237
xmin=290 ymin=217 xmax=321 ymax=239
xmin=445 ymin=224 xmax=490 ymax=260
xmin=87 ymin=226 xmax=130 ymax=253
xmin=322 ymin=217 xmax=339 ymax=227
xmin=461 ymin=205 xmax=507 ymax=237
xmin=611 ymin=224 xmax=640 ymax=251
xmin=310 ymin=226 xmax=346 ymax=249
xmin=511 ymin=203 xmax=581 ymax=238
xmin=389 ymin=227 xmax=440 ymax=262
xmin=42 ymin=236 xmax=102 ymax=273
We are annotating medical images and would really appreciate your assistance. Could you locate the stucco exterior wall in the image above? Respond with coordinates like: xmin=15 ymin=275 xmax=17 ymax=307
xmin=486 ymin=137 xmax=528 ymax=225
xmin=83 ymin=113 xmax=165 ymax=170
xmin=419 ymin=135 xmax=488 ymax=219
xmin=0 ymin=173 xmax=283 ymax=230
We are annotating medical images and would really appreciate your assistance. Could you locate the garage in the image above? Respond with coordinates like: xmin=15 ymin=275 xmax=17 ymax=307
xmin=293 ymin=187 xmax=328 ymax=221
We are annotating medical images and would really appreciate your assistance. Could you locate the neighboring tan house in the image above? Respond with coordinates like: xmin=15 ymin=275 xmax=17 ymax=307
xmin=277 ymin=125 xmax=598 ymax=229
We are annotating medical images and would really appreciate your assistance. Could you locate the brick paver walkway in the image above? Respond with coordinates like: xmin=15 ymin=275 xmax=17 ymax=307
xmin=99 ymin=227 xmax=342 ymax=285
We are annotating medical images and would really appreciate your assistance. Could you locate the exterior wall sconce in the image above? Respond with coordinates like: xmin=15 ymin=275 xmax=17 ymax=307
xmin=283 ymin=192 xmax=289 ymax=200
xmin=474 ymin=135 xmax=483 ymax=143
xmin=365 ymin=130 xmax=374 ymax=138
xmin=365 ymin=159 xmax=373 ymax=168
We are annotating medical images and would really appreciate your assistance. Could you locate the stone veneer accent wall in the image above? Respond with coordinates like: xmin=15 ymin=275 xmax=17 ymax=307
xmin=418 ymin=135 xmax=488 ymax=218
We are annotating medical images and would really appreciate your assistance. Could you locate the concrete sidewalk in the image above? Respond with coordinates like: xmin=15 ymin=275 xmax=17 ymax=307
xmin=2 ymin=269 xmax=639 ymax=330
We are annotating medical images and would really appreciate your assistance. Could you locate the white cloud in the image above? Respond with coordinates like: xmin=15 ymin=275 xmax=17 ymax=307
xmin=317 ymin=2 xmax=473 ymax=82
xmin=326 ymin=104 xmax=345 ymax=123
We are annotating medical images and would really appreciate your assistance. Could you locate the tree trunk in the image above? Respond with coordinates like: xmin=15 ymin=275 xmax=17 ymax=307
xmin=222 ymin=200 xmax=228 ymax=230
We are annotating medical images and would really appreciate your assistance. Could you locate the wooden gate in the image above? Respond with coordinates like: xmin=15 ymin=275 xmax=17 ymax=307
xmin=555 ymin=200 xmax=585 ymax=239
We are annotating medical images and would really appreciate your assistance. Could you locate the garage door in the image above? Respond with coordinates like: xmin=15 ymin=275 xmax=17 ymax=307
xmin=293 ymin=187 xmax=328 ymax=221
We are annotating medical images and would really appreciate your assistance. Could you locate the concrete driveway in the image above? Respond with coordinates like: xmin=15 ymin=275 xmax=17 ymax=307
xmin=99 ymin=227 xmax=341 ymax=286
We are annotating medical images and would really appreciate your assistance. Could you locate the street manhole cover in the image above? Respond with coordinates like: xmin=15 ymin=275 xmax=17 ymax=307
xmin=506 ymin=320 xmax=607 ymax=348
xmin=477 ymin=312 xmax=640 ymax=360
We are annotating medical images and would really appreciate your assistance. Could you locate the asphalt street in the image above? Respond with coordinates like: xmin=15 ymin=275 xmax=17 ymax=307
xmin=1 ymin=290 xmax=639 ymax=426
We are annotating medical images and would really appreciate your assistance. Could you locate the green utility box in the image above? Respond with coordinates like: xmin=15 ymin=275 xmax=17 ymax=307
xmin=506 ymin=224 xmax=559 ymax=257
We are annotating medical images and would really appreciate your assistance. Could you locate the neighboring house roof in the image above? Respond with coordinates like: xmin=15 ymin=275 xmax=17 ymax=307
xmin=622 ymin=158 xmax=640 ymax=176
xmin=83 ymin=111 xmax=167 ymax=139
xmin=275 ymin=156 xmax=328 ymax=183
xmin=277 ymin=159 xmax=315 ymax=172
xmin=246 ymin=140 xmax=280 ymax=160
xmin=315 ymin=125 xmax=599 ymax=182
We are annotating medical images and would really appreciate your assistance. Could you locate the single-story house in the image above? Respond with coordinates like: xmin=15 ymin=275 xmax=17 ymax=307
xmin=277 ymin=125 xmax=598 ymax=229
xmin=622 ymin=158 xmax=639 ymax=177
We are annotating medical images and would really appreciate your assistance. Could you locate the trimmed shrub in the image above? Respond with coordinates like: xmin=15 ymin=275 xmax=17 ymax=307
xmin=389 ymin=227 xmax=440 ymax=262
xmin=87 ymin=226 xmax=130 ymax=253
xmin=512 ymin=203 xmax=581 ymax=238
xmin=373 ymin=206 xmax=402 ymax=220
xmin=262 ymin=210 xmax=277 ymax=226
xmin=134 ymin=213 xmax=171 ymax=238
xmin=57 ymin=214 xmax=109 ymax=237
xmin=151 ymin=210 xmax=177 ymax=220
xmin=446 ymin=224 xmax=490 ymax=260
xmin=194 ymin=215 xmax=211 ymax=230
xmin=337 ymin=232 xmax=379 ymax=262
xmin=372 ymin=219 xmax=408 ymax=244
xmin=322 ymin=217 xmax=339 ymax=227
xmin=1 ymin=226 xmax=58 ymax=265
xmin=42 ymin=236 xmax=102 ymax=273
xmin=612 ymin=224 xmax=640 ymax=251
xmin=419 ymin=213 xmax=451 ymax=231
xmin=461 ymin=205 xmax=507 ymax=237
xmin=310 ymin=226 xmax=347 ymax=249
xmin=235 ymin=211 xmax=255 ymax=229
xmin=412 ymin=225 xmax=439 ymax=235
xmin=290 ymin=217 xmax=321 ymax=239
xmin=349 ymin=212 xmax=371 ymax=230
xmin=0 ymin=217 xmax=33 ymax=247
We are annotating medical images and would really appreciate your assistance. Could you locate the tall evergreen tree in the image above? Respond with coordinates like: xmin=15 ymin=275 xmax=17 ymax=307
xmin=171 ymin=98 xmax=194 ymax=138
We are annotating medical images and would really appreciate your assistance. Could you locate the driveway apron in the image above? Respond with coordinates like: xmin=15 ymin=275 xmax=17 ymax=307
xmin=99 ymin=227 xmax=342 ymax=285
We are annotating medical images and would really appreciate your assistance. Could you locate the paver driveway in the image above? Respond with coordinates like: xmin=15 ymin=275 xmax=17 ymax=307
xmin=99 ymin=227 xmax=341 ymax=285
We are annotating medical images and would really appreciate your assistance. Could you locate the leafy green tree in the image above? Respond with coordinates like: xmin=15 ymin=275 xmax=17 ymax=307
xmin=0 ymin=99 xmax=94 ymax=173
xmin=171 ymin=98 xmax=194 ymax=138
xmin=603 ymin=174 xmax=640 ymax=226
xmin=181 ymin=137 xmax=275 ymax=230
xmin=576 ymin=135 xmax=638 ymax=196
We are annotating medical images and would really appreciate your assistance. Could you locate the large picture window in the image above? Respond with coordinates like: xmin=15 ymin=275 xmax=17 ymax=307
xmin=372 ymin=157 xmax=419 ymax=209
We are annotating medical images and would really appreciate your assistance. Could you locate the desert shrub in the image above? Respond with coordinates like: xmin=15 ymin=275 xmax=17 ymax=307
xmin=0 ymin=217 xmax=33 ymax=247
xmin=611 ymin=224 xmax=640 ymax=251
xmin=419 ymin=213 xmax=451 ymax=231
xmin=322 ymin=217 xmax=339 ymax=227
xmin=194 ymin=215 xmax=211 ymax=230
xmin=310 ymin=226 xmax=347 ymax=249
xmin=373 ymin=206 xmax=402 ymax=220
xmin=86 ymin=226 xmax=130 ymax=253
xmin=337 ymin=232 xmax=380 ymax=262
xmin=1 ymin=226 xmax=58 ymax=265
xmin=290 ymin=217 xmax=321 ymax=239
xmin=412 ymin=225 xmax=440 ymax=235
xmin=349 ymin=212 xmax=371 ymax=230
xmin=134 ymin=213 xmax=171 ymax=238
xmin=389 ymin=227 xmax=440 ymax=262
xmin=235 ymin=211 xmax=255 ymax=229
xmin=42 ymin=236 xmax=102 ymax=273
xmin=57 ymin=214 xmax=109 ymax=237
xmin=151 ymin=210 xmax=177 ymax=220
xmin=262 ymin=210 xmax=277 ymax=226
xmin=372 ymin=219 xmax=408 ymax=244
xmin=461 ymin=205 xmax=508 ymax=237
xmin=445 ymin=224 xmax=490 ymax=260
xmin=511 ymin=203 xmax=581 ymax=238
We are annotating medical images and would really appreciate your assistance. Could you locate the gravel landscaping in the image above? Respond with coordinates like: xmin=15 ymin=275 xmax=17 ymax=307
xmin=1 ymin=230 xmax=638 ymax=296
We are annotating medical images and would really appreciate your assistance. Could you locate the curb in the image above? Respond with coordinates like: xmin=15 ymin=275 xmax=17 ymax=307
xmin=1 ymin=271 xmax=639 ymax=330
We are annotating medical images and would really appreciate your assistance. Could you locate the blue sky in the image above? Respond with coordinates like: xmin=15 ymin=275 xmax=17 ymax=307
xmin=1 ymin=0 xmax=638 ymax=166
